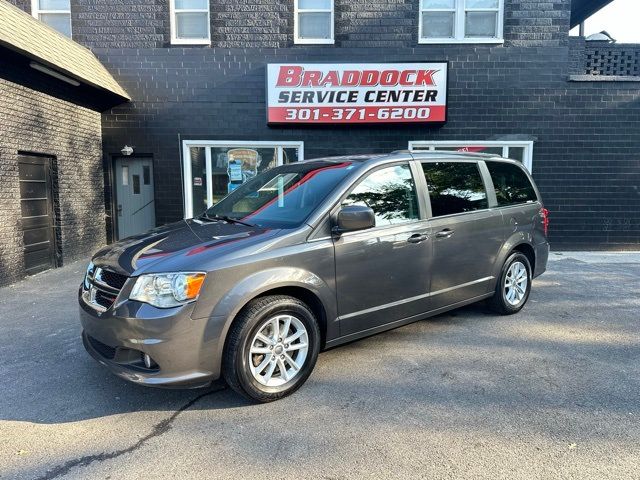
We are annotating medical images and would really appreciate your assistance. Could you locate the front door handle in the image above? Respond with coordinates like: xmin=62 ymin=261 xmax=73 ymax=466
xmin=435 ymin=228 xmax=454 ymax=239
xmin=407 ymin=233 xmax=429 ymax=244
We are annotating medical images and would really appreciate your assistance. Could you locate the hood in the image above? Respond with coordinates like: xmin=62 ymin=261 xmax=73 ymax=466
xmin=92 ymin=219 xmax=277 ymax=275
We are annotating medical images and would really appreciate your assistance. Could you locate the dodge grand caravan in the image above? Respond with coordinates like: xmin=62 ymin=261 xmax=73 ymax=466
xmin=80 ymin=151 xmax=549 ymax=402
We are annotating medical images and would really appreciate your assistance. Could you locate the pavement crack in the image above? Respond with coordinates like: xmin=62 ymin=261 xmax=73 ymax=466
xmin=34 ymin=386 xmax=225 ymax=480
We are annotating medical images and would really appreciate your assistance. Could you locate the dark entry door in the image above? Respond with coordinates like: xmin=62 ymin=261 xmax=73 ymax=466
xmin=18 ymin=155 xmax=58 ymax=275
xmin=114 ymin=157 xmax=156 ymax=240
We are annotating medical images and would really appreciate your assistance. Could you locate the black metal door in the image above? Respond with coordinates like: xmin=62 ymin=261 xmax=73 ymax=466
xmin=18 ymin=155 xmax=57 ymax=275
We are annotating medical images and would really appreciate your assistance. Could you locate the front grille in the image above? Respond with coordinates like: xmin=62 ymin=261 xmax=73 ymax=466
xmin=94 ymin=289 xmax=117 ymax=309
xmin=97 ymin=269 xmax=128 ymax=290
xmin=84 ymin=267 xmax=129 ymax=311
xmin=87 ymin=335 xmax=116 ymax=359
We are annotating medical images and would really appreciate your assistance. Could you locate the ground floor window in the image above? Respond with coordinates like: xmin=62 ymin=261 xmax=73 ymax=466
xmin=408 ymin=140 xmax=533 ymax=172
xmin=182 ymin=141 xmax=304 ymax=218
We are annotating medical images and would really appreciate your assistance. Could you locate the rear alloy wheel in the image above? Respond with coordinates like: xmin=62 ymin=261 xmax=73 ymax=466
xmin=489 ymin=252 xmax=532 ymax=315
xmin=223 ymin=295 xmax=320 ymax=402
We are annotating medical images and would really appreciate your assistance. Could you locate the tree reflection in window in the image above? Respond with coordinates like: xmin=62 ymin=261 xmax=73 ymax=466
xmin=343 ymin=164 xmax=419 ymax=226
xmin=421 ymin=162 xmax=488 ymax=217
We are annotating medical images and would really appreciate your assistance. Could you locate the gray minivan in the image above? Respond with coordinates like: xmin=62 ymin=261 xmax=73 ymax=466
xmin=79 ymin=151 xmax=549 ymax=402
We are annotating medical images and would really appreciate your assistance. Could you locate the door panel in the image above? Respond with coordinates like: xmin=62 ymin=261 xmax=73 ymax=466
xmin=18 ymin=156 xmax=57 ymax=275
xmin=333 ymin=163 xmax=430 ymax=336
xmin=115 ymin=158 xmax=156 ymax=240
xmin=428 ymin=211 xmax=504 ymax=309
xmin=420 ymin=160 xmax=505 ymax=309
xmin=334 ymin=222 xmax=431 ymax=335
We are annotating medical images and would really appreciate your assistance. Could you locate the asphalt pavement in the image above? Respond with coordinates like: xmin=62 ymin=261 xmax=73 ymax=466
xmin=1 ymin=252 xmax=639 ymax=479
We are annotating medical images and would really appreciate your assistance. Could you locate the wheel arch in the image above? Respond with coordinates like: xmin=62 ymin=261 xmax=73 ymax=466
xmin=511 ymin=243 xmax=536 ymax=276
xmin=207 ymin=267 xmax=335 ymax=376
xmin=492 ymin=231 xmax=537 ymax=289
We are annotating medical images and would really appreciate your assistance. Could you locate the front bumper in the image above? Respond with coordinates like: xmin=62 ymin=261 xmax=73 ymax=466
xmin=79 ymin=289 xmax=222 ymax=388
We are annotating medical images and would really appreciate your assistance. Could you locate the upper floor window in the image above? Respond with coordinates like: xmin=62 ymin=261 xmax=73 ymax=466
xmin=31 ymin=0 xmax=71 ymax=37
xmin=419 ymin=0 xmax=503 ymax=44
xmin=294 ymin=0 xmax=334 ymax=44
xmin=170 ymin=0 xmax=210 ymax=45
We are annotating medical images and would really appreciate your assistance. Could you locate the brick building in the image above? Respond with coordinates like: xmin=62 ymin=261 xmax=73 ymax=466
xmin=0 ymin=1 xmax=128 ymax=285
xmin=1 ymin=0 xmax=639 ymax=285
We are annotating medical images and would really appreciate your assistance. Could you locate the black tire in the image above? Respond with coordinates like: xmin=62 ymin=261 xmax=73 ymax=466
xmin=222 ymin=295 xmax=321 ymax=403
xmin=489 ymin=252 xmax=532 ymax=315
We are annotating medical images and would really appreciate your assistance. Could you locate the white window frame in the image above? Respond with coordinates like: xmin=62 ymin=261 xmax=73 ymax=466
xmin=294 ymin=0 xmax=335 ymax=45
xmin=418 ymin=0 xmax=504 ymax=44
xmin=181 ymin=140 xmax=305 ymax=219
xmin=170 ymin=0 xmax=211 ymax=45
xmin=31 ymin=0 xmax=72 ymax=37
xmin=408 ymin=140 xmax=534 ymax=172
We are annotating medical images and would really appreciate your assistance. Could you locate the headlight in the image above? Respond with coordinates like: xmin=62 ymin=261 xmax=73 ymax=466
xmin=130 ymin=272 xmax=206 ymax=308
xmin=83 ymin=261 xmax=95 ymax=290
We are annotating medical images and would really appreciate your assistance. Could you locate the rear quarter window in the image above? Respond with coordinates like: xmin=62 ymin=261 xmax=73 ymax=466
xmin=486 ymin=162 xmax=538 ymax=206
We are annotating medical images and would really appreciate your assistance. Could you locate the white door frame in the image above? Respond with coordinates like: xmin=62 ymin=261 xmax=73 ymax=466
xmin=181 ymin=140 xmax=305 ymax=219
xmin=408 ymin=140 xmax=534 ymax=173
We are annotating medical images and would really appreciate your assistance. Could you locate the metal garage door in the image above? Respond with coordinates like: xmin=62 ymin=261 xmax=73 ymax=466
xmin=18 ymin=155 xmax=58 ymax=275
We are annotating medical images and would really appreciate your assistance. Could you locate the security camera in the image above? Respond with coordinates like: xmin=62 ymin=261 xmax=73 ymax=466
xmin=121 ymin=145 xmax=134 ymax=156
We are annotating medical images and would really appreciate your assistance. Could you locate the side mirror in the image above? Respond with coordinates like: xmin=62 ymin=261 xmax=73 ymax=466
xmin=333 ymin=205 xmax=375 ymax=234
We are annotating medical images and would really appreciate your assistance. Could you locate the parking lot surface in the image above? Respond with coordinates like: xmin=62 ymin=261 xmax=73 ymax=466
xmin=1 ymin=252 xmax=639 ymax=479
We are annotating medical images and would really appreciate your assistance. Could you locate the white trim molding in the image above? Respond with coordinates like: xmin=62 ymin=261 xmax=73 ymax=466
xmin=170 ymin=0 xmax=211 ymax=45
xmin=294 ymin=0 xmax=335 ymax=45
xmin=408 ymin=140 xmax=534 ymax=173
xmin=418 ymin=0 xmax=504 ymax=44
xmin=181 ymin=140 xmax=305 ymax=218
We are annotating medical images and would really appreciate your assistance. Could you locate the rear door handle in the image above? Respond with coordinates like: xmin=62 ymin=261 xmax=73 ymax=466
xmin=435 ymin=228 xmax=454 ymax=238
xmin=407 ymin=233 xmax=429 ymax=244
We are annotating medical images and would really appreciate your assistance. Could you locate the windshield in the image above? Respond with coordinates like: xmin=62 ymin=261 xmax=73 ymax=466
xmin=202 ymin=161 xmax=355 ymax=228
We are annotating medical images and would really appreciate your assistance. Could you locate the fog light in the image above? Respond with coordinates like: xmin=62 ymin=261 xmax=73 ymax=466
xmin=143 ymin=354 xmax=155 ymax=369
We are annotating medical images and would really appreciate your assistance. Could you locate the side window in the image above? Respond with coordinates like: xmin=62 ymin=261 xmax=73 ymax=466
xmin=486 ymin=162 xmax=537 ymax=206
xmin=421 ymin=162 xmax=488 ymax=217
xmin=343 ymin=164 xmax=420 ymax=227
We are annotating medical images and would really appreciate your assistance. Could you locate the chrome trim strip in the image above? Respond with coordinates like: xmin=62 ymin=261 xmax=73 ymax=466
xmin=81 ymin=288 xmax=107 ymax=313
xmin=338 ymin=276 xmax=494 ymax=320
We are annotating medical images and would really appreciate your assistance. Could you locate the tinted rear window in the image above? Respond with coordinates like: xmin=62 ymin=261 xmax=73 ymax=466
xmin=486 ymin=162 xmax=537 ymax=206
xmin=421 ymin=162 xmax=488 ymax=217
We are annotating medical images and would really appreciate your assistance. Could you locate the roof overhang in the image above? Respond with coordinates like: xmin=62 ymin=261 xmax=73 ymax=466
xmin=0 ymin=0 xmax=129 ymax=106
xmin=571 ymin=0 xmax=616 ymax=29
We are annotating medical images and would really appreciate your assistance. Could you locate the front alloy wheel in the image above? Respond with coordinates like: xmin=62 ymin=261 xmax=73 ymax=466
xmin=248 ymin=314 xmax=309 ymax=387
xmin=223 ymin=295 xmax=320 ymax=402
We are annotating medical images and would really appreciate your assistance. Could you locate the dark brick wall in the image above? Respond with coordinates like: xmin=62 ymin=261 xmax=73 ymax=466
xmin=0 ymin=52 xmax=106 ymax=286
xmin=6 ymin=0 xmax=571 ymax=49
xmin=97 ymin=44 xmax=640 ymax=249
xmin=70 ymin=0 xmax=168 ymax=49
xmin=503 ymin=0 xmax=570 ymax=46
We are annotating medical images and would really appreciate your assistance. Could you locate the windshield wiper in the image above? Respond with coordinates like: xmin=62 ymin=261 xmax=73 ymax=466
xmin=199 ymin=213 xmax=256 ymax=228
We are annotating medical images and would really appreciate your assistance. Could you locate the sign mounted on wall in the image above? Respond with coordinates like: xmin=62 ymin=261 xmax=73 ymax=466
xmin=266 ymin=62 xmax=448 ymax=125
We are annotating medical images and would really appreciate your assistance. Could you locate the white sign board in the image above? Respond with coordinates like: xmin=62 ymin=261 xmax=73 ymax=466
xmin=267 ymin=63 xmax=448 ymax=124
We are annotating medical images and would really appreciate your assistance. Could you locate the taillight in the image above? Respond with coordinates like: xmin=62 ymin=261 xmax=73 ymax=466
xmin=541 ymin=208 xmax=549 ymax=236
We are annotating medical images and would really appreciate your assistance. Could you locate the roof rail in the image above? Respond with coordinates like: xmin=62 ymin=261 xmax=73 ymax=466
xmin=409 ymin=150 xmax=504 ymax=159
